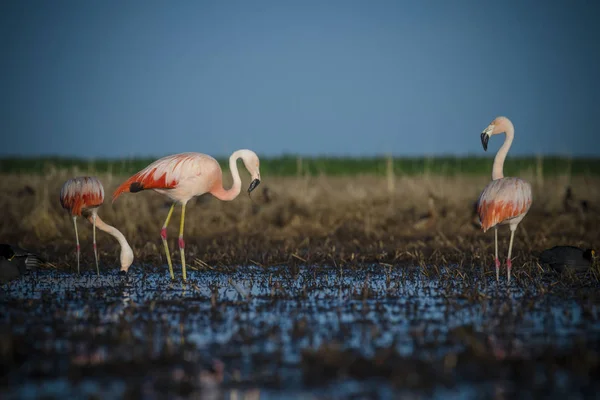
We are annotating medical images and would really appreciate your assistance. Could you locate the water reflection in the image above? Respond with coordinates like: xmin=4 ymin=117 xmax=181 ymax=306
xmin=1 ymin=265 xmax=599 ymax=398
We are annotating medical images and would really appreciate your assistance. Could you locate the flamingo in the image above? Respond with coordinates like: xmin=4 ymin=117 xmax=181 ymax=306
xmin=112 ymin=150 xmax=261 ymax=281
xmin=476 ymin=116 xmax=532 ymax=282
xmin=60 ymin=176 xmax=134 ymax=274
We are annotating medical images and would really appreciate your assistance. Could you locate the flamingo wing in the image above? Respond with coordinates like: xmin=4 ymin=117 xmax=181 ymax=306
xmin=112 ymin=153 xmax=213 ymax=201
xmin=60 ymin=177 xmax=105 ymax=216
xmin=477 ymin=177 xmax=532 ymax=232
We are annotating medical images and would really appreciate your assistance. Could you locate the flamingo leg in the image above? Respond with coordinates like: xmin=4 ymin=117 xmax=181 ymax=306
xmin=72 ymin=216 xmax=80 ymax=274
xmin=92 ymin=213 xmax=100 ymax=276
xmin=179 ymin=203 xmax=187 ymax=282
xmin=161 ymin=204 xmax=176 ymax=280
xmin=506 ymin=228 xmax=516 ymax=283
xmin=494 ymin=227 xmax=500 ymax=282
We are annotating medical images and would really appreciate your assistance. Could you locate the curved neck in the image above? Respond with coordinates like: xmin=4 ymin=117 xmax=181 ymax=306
xmin=88 ymin=214 xmax=132 ymax=258
xmin=211 ymin=151 xmax=243 ymax=201
xmin=492 ymin=124 xmax=514 ymax=180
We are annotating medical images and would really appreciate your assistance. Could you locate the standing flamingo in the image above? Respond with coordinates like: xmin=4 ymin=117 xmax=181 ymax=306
xmin=476 ymin=116 xmax=532 ymax=282
xmin=60 ymin=176 xmax=134 ymax=274
xmin=112 ymin=150 xmax=261 ymax=281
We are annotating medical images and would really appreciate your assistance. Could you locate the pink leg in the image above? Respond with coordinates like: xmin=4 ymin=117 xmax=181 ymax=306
xmin=494 ymin=227 xmax=500 ymax=282
xmin=93 ymin=243 xmax=97 ymax=275
xmin=92 ymin=214 xmax=99 ymax=276
xmin=73 ymin=217 xmax=80 ymax=274
xmin=495 ymin=258 xmax=501 ymax=282
xmin=506 ymin=228 xmax=516 ymax=283
xmin=76 ymin=244 xmax=81 ymax=274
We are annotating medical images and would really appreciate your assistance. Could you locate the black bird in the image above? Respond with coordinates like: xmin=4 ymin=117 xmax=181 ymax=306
xmin=539 ymin=246 xmax=595 ymax=273
xmin=0 ymin=244 xmax=44 ymax=273
xmin=0 ymin=258 xmax=20 ymax=284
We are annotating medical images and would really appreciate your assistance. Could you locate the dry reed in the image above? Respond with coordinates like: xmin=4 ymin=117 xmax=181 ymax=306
xmin=0 ymin=169 xmax=598 ymax=271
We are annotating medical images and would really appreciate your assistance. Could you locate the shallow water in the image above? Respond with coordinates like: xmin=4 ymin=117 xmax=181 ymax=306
xmin=1 ymin=265 xmax=600 ymax=399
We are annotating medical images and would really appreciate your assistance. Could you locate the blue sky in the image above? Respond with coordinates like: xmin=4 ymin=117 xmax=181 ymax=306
xmin=1 ymin=0 xmax=599 ymax=158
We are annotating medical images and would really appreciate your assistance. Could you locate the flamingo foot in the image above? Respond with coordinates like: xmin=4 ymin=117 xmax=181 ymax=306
xmin=495 ymin=258 xmax=500 ymax=282
xmin=507 ymin=258 xmax=512 ymax=283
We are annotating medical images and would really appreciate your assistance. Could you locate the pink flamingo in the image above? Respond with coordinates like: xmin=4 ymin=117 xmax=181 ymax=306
xmin=477 ymin=116 xmax=532 ymax=282
xmin=60 ymin=176 xmax=134 ymax=274
xmin=112 ymin=150 xmax=261 ymax=281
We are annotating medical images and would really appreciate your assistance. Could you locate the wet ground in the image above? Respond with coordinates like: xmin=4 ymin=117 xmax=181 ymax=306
xmin=1 ymin=265 xmax=600 ymax=399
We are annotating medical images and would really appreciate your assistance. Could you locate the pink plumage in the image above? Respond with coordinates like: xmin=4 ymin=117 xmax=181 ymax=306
xmin=477 ymin=177 xmax=532 ymax=232
xmin=112 ymin=153 xmax=223 ymax=203
xmin=60 ymin=176 xmax=105 ymax=216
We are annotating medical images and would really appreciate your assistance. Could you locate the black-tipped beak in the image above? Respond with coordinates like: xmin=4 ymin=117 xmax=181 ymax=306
xmin=248 ymin=179 xmax=260 ymax=193
xmin=480 ymin=132 xmax=489 ymax=151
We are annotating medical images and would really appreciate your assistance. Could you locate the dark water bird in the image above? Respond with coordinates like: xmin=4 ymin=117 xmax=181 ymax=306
xmin=60 ymin=176 xmax=134 ymax=275
xmin=0 ymin=244 xmax=43 ymax=284
xmin=476 ymin=116 xmax=532 ymax=283
xmin=0 ymin=244 xmax=43 ymax=272
xmin=0 ymin=259 xmax=19 ymax=284
xmin=539 ymin=246 xmax=595 ymax=273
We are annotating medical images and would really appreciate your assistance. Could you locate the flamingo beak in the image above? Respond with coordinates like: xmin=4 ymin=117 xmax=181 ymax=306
xmin=480 ymin=126 xmax=493 ymax=151
xmin=248 ymin=179 xmax=260 ymax=193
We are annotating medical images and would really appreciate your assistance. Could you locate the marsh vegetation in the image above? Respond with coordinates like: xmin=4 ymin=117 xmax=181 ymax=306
xmin=1 ymin=158 xmax=599 ymax=398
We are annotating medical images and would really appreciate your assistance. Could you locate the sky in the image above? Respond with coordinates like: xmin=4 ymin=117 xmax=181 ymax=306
xmin=1 ymin=0 xmax=599 ymax=158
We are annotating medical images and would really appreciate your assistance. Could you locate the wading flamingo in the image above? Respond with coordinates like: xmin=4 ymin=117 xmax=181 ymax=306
xmin=112 ymin=150 xmax=261 ymax=281
xmin=60 ymin=177 xmax=134 ymax=274
xmin=476 ymin=116 xmax=532 ymax=282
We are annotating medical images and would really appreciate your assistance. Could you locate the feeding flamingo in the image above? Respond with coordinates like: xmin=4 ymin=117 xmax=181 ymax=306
xmin=476 ymin=116 xmax=532 ymax=282
xmin=60 ymin=176 xmax=134 ymax=274
xmin=112 ymin=150 xmax=261 ymax=281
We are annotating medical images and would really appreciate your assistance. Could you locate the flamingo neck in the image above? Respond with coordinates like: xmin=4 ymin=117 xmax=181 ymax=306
xmin=88 ymin=214 xmax=133 ymax=267
xmin=492 ymin=122 xmax=514 ymax=180
xmin=211 ymin=151 xmax=243 ymax=201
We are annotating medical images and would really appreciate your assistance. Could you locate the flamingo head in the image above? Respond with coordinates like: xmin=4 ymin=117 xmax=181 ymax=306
xmin=120 ymin=244 xmax=134 ymax=273
xmin=239 ymin=149 xmax=261 ymax=194
xmin=480 ymin=116 xmax=511 ymax=151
